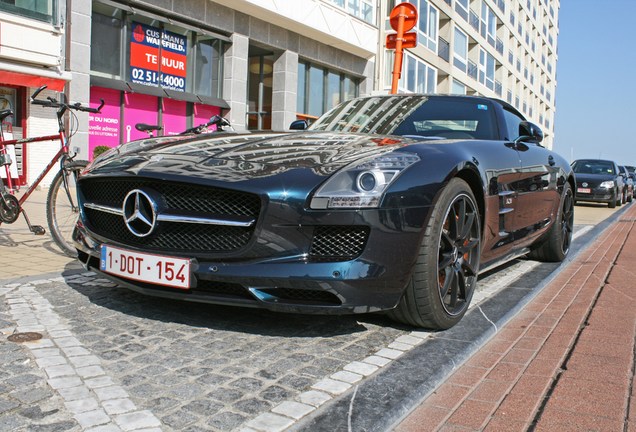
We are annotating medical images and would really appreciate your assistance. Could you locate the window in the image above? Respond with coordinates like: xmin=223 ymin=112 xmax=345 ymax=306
xmin=502 ymin=108 xmax=525 ymax=141
xmin=480 ymin=4 xmax=497 ymax=46
xmin=399 ymin=53 xmax=436 ymax=94
xmin=327 ymin=0 xmax=375 ymax=24
xmin=91 ymin=5 xmax=123 ymax=78
xmin=0 ymin=0 xmax=57 ymax=24
xmin=455 ymin=0 xmax=469 ymax=21
xmin=297 ymin=61 xmax=360 ymax=118
xmin=479 ymin=49 xmax=495 ymax=90
xmin=192 ymin=36 xmax=223 ymax=98
xmin=453 ymin=27 xmax=468 ymax=72
xmin=451 ymin=79 xmax=466 ymax=95
xmin=90 ymin=4 xmax=224 ymax=99
xmin=409 ymin=0 xmax=438 ymax=52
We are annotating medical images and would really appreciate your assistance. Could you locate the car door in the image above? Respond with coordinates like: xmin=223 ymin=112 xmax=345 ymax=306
xmin=499 ymin=108 xmax=561 ymax=246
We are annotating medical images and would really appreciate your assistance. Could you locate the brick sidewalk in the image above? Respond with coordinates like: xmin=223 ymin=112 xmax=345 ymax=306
xmin=395 ymin=204 xmax=636 ymax=431
xmin=0 ymin=188 xmax=81 ymax=281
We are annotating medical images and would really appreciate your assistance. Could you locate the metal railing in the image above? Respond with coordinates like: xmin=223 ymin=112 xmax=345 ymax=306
xmin=438 ymin=37 xmax=450 ymax=62
xmin=468 ymin=61 xmax=478 ymax=80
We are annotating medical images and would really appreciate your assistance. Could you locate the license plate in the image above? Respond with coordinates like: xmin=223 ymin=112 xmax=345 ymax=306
xmin=100 ymin=245 xmax=191 ymax=289
xmin=577 ymin=187 xmax=591 ymax=194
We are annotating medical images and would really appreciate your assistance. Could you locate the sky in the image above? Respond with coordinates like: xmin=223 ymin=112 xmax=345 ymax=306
xmin=552 ymin=0 xmax=636 ymax=164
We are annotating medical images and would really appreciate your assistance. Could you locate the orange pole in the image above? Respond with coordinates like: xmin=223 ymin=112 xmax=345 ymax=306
xmin=391 ymin=5 xmax=407 ymax=94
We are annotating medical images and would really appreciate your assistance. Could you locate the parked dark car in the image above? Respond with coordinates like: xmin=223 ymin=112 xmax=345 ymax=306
xmin=619 ymin=165 xmax=634 ymax=203
xmin=571 ymin=159 xmax=625 ymax=207
xmin=73 ymin=95 xmax=575 ymax=329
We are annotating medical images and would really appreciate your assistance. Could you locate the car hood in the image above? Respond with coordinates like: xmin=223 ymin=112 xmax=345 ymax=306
xmin=84 ymin=131 xmax=420 ymax=183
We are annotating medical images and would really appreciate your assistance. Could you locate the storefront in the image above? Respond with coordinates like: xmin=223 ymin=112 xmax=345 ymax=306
xmin=88 ymin=1 xmax=230 ymax=159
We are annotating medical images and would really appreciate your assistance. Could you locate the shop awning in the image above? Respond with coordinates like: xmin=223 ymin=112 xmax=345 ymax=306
xmin=0 ymin=69 xmax=69 ymax=92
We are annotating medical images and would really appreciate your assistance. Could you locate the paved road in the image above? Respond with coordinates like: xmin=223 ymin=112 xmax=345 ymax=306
xmin=0 ymin=191 xmax=624 ymax=431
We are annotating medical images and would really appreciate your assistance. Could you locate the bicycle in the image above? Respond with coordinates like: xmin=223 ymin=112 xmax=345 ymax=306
xmin=0 ymin=85 xmax=104 ymax=257
xmin=134 ymin=115 xmax=231 ymax=139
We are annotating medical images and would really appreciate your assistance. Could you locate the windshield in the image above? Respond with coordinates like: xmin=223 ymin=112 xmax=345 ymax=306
xmin=571 ymin=160 xmax=616 ymax=175
xmin=309 ymin=96 xmax=498 ymax=140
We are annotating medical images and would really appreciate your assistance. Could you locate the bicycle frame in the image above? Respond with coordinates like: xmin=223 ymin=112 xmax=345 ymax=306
xmin=0 ymin=130 xmax=68 ymax=207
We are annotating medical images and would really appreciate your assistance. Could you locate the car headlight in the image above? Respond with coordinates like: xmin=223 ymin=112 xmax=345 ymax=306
xmin=599 ymin=180 xmax=615 ymax=188
xmin=310 ymin=152 xmax=420 ymax=209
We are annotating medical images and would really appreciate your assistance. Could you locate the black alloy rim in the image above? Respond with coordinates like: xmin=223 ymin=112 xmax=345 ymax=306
xmin=437 ymin=194 xmax=480 ymax=316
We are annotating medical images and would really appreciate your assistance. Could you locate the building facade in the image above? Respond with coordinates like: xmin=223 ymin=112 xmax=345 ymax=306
xmin=1 ymin=0 xmax=559 ymax=186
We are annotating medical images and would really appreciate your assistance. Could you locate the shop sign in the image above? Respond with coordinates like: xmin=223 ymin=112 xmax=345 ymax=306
xmin=129 ymin=22 xmax=188 ymax=91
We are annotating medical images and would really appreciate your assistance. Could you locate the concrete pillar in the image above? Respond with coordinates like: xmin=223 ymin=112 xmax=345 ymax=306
xmin=223 ymin=33 xmax=249 ymax=132
xmin=271 ymin=50 xmax=298 ymax=132
xmin=67 ymin=0 xmax=92 ymax=160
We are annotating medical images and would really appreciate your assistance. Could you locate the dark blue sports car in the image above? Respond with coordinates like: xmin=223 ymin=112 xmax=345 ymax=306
xmin=73 ymin=95 xmax=574 ymax=329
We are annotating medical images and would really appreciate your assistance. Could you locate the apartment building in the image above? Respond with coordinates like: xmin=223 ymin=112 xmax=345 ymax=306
xmin=1 ymin=0 xmax=559 ymax=185
xmin=379 ymin=0 xmax=559 ymax=148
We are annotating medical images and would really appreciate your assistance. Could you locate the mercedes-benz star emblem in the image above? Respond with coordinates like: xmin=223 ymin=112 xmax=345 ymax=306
xmin=123 ymin=189 xmax=157 ymax=237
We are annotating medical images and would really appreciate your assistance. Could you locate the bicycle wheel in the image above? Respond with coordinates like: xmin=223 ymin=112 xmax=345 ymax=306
xmin=46 ymin=160 xmax=88 ymax=257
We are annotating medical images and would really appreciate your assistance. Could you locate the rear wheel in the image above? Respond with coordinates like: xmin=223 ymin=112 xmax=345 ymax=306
xmin=389 ymin=178 xmax=481 ymax=329
xmin=46 ymin=160 xmax=88 ymax=257
xmin=528 ymin=182 xmax=574 ymax=262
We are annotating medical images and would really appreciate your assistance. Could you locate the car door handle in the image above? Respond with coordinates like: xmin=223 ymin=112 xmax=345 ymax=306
xmin=548 ymin=155 xmax=555 ymax=166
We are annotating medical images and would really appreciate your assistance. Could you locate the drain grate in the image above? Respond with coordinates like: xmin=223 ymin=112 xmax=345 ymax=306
xmin=7 ymin=332 xmax=43 ymax=343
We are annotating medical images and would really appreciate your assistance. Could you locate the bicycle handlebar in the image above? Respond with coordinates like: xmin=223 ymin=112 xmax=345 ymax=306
xmin=30 ymin=85 xmax=104 ymax=113
xmin=180 ymin=115 xmax=231 ymax=135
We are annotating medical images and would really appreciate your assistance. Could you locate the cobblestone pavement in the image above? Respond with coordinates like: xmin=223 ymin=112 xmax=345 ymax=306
xmin=0 ymin=251 xmax=543 ymax=431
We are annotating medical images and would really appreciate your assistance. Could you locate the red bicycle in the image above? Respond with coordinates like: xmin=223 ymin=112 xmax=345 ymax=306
xmin=0 ymin=85 xmax=103 ymax=256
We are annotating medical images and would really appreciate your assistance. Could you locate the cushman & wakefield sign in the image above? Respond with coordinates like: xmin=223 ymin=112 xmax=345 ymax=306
xmin=129 ymin=22 xmax=188 ymax=91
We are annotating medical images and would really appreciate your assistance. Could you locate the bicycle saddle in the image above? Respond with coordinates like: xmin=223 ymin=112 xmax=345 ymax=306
xmin=135 ymin=123 xmax=162 ymax=132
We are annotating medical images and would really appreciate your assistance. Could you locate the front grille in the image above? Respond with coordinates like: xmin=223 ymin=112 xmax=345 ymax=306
xmin=80 ymin=179 xmax=260 ymax=254
xmin=309 ymin=226 xmax=369 ymax=261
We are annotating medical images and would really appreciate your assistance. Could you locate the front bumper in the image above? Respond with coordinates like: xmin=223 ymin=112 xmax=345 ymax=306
xmin=575 ymin=187 xmax=614 ymax=204
xmin=73 ymin=206 xmax=431 ymax=315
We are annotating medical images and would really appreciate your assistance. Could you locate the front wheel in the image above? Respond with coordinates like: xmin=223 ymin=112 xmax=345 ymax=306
xmin=46 ymin=160 xmax=88 ymax=257
xmin=389 ymin=178 xmax=481 ymax=329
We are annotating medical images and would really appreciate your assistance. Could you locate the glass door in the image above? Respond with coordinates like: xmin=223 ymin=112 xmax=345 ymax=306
xmin=247 ymin=53 xmax=273 ymax=130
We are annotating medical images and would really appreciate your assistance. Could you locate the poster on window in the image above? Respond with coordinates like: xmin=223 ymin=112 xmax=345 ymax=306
xmin=162 ymin=99 xmax=187 ymax=136
xmin=129 ymin=22 xmax=187 ymax=91
xmin=88 ymin=87 xmax=121 ymax=159
xmin=123 ymin=92 xmax=159 ymax=143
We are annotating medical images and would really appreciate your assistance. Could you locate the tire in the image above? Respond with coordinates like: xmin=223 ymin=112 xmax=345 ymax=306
xmin=389 ymin=178 xmax=481 ymax=329
xmin=609 ymin=190 xmax=617 ymax=208
xmin=527 ymin=182 xmax=574 ymax=262
xmin=46 ymin=160 xmax=88 ymax=257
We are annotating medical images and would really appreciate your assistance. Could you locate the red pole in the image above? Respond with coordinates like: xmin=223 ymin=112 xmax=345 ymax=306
xmin=391 ymin=5 xmax=407 ymax=95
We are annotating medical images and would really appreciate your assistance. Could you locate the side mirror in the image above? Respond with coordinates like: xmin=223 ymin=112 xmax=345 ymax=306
xmin=289 ymin=120 xmax=308 ymax=131
xmin=515 ymin=121 xmax=544 ymax=144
